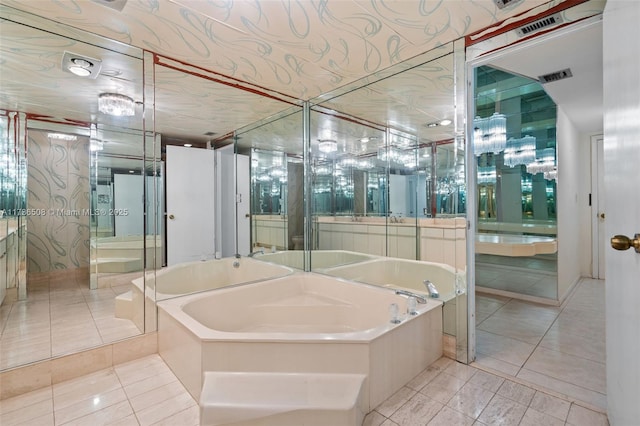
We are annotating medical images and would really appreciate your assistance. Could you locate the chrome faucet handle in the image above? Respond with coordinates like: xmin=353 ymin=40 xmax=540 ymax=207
xmin=423 ymin=280 xmax=439 ymax=298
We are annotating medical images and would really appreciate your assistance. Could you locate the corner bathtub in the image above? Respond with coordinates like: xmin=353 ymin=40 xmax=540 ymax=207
xmin=124 ymin=257 xmax=294 ymax=332
xmin=254 ymin=249 xmax=376 ymax=270
xmin=322 ymin=257 xmax=465 ymax=336
xmin=158 ymin=273 xmax=443 ymax=411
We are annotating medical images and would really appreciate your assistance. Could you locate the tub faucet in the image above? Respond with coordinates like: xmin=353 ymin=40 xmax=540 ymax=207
xmin=423 ymin=280 xmax=439 ymax=298
xmin=395 ymin=289 xmax=427 ymax=304
xmin=248 ymin=249 xmax=264 ymax=257
xmin=233 ymin=253 xmax=240 ymax=268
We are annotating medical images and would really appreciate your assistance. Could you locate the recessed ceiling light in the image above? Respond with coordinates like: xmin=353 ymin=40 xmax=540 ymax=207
xmin=129 ymin=170 xmax=135 ymax=173
xmin=62 ymin=52 xmax=102 ymax=79
xmin=68 ymin=66 xmax=92 ymax=77
xmin=359 ymin=137 xmax=370 ymax=143
xmin=439 ymin=119 xmax=452 ymax=126
xmin=427 ymin=123 xmax=438 ymax=128
xmin=184 ymin=143 xmax=192 ymax=147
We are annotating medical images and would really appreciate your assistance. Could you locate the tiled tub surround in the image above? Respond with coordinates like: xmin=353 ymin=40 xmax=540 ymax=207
xmin=158 ymin=273 xmax=443 ymax=414
xmin=254 ymin=249 xmax=377 ymax=270
xmin=323 ymin=257 xmax=464 ymax=337
xmin=315 ymin=216 xmax=467 ymax=271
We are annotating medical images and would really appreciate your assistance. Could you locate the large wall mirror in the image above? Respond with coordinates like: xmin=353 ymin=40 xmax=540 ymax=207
xmin=0 ymin=6 xmax=151 ymax=370
xmin=303 ymin=41 xmax=469 ymax=362
xmin=472 ymin=65 xmax=558 ymax=300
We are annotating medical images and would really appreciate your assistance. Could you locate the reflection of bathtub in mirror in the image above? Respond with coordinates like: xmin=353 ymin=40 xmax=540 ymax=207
xmin=90 ymin=235 xmax=162 ymax=272
xmin=157 ymin=272 xmax=443 ymax=412
xmin=116 ymin=257 xmax=294 ymax=331
xmin=254 ymin=250 xmax=376 ymax=270
xmin=321 ymin=257 xmax=464 ymax=337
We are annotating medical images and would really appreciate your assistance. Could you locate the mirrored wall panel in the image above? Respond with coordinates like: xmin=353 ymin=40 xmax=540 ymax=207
xmin=305 ymin=42 xmax=468 ymax=362
xmin=0 ymin=6 xmax=151 ymax=370
xmin=473 ymin=65 xmax=558 ymax=300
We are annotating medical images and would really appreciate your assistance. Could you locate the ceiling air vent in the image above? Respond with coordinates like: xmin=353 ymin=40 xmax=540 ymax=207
xmin=538 ymin=68 xmax=573 ymax=84
xmin=516 ymin=13 xmax=564 ymax=37
xmin=493 ymin=0 xmax=524 ymax=10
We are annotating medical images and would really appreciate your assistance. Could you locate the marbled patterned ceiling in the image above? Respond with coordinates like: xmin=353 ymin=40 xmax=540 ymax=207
xmin=0 ymin=0 xmax=583 ymax=155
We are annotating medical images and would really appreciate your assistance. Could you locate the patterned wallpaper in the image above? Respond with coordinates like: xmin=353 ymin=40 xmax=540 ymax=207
xmin=27 ymin=130 xmax=90 ymax=273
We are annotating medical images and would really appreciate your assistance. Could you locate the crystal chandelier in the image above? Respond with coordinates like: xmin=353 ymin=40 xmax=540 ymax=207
xmin=98 ymin=93 xmax=135 ymax=116
xmin=503 ymin=135 xmax=536 ymax=167
xmin=477 ymin=166 xmax=497 ymax=184
xmin=473 ymin=112 xmax=507 ymax=156
xmin=318 ymin=140 xmax=338 ymax=153
xmin=527 ymin=148 xmax=556 ymax=175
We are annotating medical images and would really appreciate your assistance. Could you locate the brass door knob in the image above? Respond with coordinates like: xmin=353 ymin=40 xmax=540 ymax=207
xmin=611 ymin=234 xmax=640 ymax=253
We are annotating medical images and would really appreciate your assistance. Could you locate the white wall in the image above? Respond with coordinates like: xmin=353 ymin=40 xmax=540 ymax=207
xmin=577 ymin=132 xmax=596 ymax=278
xmin=556 ymin=107 xmax=582 ymax=300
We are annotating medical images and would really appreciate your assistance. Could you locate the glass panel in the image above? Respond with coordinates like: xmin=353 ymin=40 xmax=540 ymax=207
xmin=0 ymin=10 xmax=146 ymax=370
xmin=307 ymin=42 xmax=468 ymax=362
xmin=236 ymin=107 xmax=303 ymax=264
xmin=473 ymin=65 xmax=558 ymax=300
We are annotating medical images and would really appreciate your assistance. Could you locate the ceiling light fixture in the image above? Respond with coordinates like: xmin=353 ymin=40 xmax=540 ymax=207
xmin=318 ymin=140 xmax=338 ymax=153
xmin=48 ymin=133 xmax=77 ymax=141
xmin=90 ymin=140 xmax=104 ymax=151
xmin=184 ymin=143 xmax=193 ymax=147
xmin=98 ymin=93 xmax=135 ymax=116
xmin=439 ymin=119 xmax=452 ymax=126
xmin=62 ymin=52 xmax=102 ymax=79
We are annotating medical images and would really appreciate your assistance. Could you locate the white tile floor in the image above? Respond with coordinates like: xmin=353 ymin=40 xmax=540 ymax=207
xmin=0 ymin=277 xmax=609 ymax=425
xmin=0 ymin=354 xmax=609 ymax=425
xmin=475 ymin=278 xmax=607 ymax=411
xmin=0 ymin=273 xmax=140 ymax=370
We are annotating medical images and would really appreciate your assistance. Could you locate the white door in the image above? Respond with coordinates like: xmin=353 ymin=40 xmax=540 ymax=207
xmin=166 ymin=145 xmax=216 ymax=265
xmin=590 ymin=135 xmax=605 ymax=278
xmin=236 ymin=154 xmax=251 ymax=256
xmin=603 ymin=1 xmax=640 ymax=423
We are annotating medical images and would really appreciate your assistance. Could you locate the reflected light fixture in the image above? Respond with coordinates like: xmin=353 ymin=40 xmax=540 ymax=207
xmin=184 ymin=143 xmax=193 ymax=147
xmin=439 ymin=119 xmax=452 ymax=126
xmin=318 ymin=140 xmax=338 ymax=153
xmin=98 ymin=93 xmax=135 ymax=116
xmin=90 ymin=140 xmax=104 ymax=151
xmin=473 ymin=112 xmax=507 ymax=156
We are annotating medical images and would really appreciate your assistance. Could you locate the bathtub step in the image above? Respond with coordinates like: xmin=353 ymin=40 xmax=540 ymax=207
xmin=91 ymin=257 xmax=143 ymax=273
xmin=199 ymin=371 xmax=367 ymax=426
xmin=114 ymin=290 xmax=133 ymax=320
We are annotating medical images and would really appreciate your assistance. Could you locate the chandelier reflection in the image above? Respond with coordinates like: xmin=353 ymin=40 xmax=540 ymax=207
xmin=473 ymin=112 xmax=507 ymax=156
xmin=503 ymin=135 xmax=536 ymax=167
xmin=526 ymin=148 xmax=555 ymax=175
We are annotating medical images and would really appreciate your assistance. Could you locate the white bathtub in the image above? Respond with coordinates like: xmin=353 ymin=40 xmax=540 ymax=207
xmin=322 ymin=257 xmax=465 ymax=336
xmin=254 ymin=249 xmax=376 ymax=270
xmin=122 ymin=257 xmax=294 ymax=332
xmin=158 ymin=273 xmax=443 ymax=411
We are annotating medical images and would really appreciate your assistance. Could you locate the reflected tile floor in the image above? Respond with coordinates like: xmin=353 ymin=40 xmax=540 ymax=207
xmin=0 ymin=274 xmax=140 ymax=370
xmin=474 ymin=278 xmax=607 ymax=412
xmin=0 ymin=354 xmax=608 ymax=426
xmin=476 ymin=254 xmax=558 ymax=299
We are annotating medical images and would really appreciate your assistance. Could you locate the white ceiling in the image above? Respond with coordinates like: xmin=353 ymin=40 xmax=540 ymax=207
xmin=489 ymin=16 xmax=603 ymax=134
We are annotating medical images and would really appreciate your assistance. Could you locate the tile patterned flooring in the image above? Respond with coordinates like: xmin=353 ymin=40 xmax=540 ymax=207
xmin=0 ymin=273 xmax=140 ymax=370
xmin=0 ymin=278 xmax=609 ymax=425
xmin=0 ymin=354 xmax=609 ymax=425
xmin=475 ymin=278 xmax=607 ymax=411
